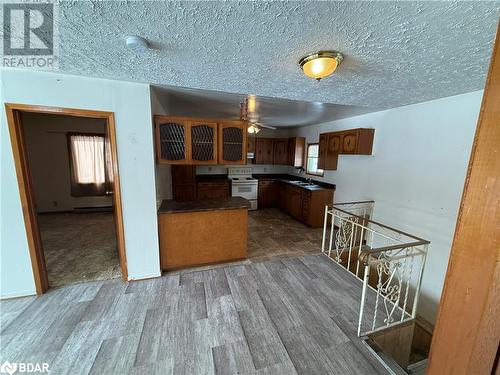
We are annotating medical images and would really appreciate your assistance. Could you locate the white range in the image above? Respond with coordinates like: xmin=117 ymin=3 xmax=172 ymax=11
xmin=228 ymin=167 xmax=258 ymax=210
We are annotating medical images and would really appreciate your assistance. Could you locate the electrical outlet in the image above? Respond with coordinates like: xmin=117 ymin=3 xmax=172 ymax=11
xmin=264 ymin=167 xmax=267 ymax=172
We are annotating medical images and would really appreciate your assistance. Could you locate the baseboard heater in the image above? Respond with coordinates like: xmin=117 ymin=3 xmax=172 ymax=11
xmin=73 ymin=206 xmax=113 ymax=213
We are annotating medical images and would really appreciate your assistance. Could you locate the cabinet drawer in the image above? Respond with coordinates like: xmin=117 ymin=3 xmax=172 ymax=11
xmin=197 ymin=181 xmax=229 ymax=188
xmin=258 ymin=180 xmax=274 ymax=187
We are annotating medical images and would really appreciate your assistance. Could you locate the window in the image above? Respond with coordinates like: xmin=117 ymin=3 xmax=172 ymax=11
xmin=68 ymin=133 xmax=109 ymax=196
xmin=306 ymin=143 xmax=324 ymax=176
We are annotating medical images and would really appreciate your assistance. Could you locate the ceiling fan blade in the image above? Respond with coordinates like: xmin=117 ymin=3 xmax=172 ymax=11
xmin=253 ymin=122 xmax=277 ymax=130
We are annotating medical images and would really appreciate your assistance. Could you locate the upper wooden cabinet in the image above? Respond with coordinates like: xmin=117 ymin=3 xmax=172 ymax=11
xmin=190 ymin=121 xmax=218 ymax=164
xmin=327 ymin=133 xmax=342 ymax=153
xmin=254 ymin=137 xmax=306 ymax=166
xmin=318 ymin=133 xmax=327 ymax=170
xmin=155 ymin=116 xmax=247 ymax=165
xmin=318 ymin=128 xmax=374 ymax=170
xmin=273 ymin=138 xmax=288 ymax=165
xmin=255 ymin=138 xmax=274 ymax=164
xmin=155 ymin=117 xmax=191 ymax=164
xmin=288 ymin=137 xmax=305 ymax=167
xmin=218 ymin=121 xmax=247 ymax=165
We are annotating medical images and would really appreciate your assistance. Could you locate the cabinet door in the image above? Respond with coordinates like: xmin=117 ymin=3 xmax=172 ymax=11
xmin=288 ymin=137 xmax=305 ymax=167
xmin=342 ymin=131 xmax=358 ymax=154
xmin=155 ymin=117 xmax=191 ymax=164
xmin=190 ymin=121 xmax=218 ymax=164
xmin=286 ymin=185 xmax=302 ymax=219
xmin=255 ymin=138 xmax=274 ymax=164
xmin=327 ymin=133 xmax=342 ymax=153
xmin=273 ymin=139 xmax=288 ymax=165
xmin=318 ymin=134 xmax=327 ymax=169
xmin=218 ymin=121 xmax=247 ymax=165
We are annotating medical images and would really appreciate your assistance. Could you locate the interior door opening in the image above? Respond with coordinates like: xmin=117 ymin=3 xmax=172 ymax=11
xmin=6 ymin=104 xmax=127 ymax=293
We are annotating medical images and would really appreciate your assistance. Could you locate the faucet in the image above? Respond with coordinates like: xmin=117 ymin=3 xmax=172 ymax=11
xmin=306 ymin=177 xmax=312 ymax=184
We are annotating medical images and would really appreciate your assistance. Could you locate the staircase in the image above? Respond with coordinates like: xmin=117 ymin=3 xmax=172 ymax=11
xmin=322 ymin=201 xmax=432 ymax=374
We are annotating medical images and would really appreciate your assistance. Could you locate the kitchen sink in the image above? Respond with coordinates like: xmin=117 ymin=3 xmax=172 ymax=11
xmin=288 ymin=180 xmax=317 ymax=187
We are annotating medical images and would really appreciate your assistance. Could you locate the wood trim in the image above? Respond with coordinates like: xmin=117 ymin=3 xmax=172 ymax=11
xmin=5 ymin=107 xmax=49 ymax=293
xmin=4 ymin=103 xmax=128 ymax=291
xmin=427 ymin=23 xmax=500 ymax=374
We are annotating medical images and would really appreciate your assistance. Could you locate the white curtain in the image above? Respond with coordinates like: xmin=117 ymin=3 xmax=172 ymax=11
xmin=70 ymin=135 xmax=105 ymax=184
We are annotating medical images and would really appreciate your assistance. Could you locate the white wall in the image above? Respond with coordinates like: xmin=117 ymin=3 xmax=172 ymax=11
xmin=23 ymin=113 xmax=112 ymax=212
xmin=289 ymin=91 xmax=483 ymax=323
xmin=0 ymin=69 xmax=161 ymax=298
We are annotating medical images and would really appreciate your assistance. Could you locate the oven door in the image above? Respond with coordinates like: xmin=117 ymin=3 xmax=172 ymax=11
xmin=231 ymin=183 xmax=257 ymax=200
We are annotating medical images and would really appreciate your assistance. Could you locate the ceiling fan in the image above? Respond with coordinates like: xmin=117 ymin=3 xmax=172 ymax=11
xmin=240 ymin=98 xmax=276 ymax=133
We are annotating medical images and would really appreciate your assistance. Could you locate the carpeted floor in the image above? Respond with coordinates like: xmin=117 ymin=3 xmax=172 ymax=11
xmin=38 ymin=212 xmax=121 ymax=287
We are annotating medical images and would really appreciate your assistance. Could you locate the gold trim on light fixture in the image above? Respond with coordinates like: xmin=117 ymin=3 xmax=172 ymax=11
xmin=298 ymin=50 xmax=343 ymax=81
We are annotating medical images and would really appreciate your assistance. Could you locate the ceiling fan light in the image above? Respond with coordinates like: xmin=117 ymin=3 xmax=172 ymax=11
xmin=299 ymin=51 xmax=343 ymax=80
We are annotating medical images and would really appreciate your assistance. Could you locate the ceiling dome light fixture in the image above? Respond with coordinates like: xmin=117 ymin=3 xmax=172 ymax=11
xmin=298 ymin=50 xmax=343 ymax=81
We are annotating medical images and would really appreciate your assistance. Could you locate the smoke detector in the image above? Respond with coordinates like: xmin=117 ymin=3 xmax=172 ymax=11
xmin=125 ymin=35 xmax=149 ymax=53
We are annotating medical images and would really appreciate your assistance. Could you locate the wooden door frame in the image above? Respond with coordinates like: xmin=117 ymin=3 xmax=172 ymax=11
xmin=427 ymin=22 xmax=500 ymax=374
xmin=5 ymin=103 xmax=128 ymax=294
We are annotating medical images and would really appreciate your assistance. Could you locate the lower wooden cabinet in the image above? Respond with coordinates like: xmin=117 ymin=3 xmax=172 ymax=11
xmin=196 ymin=181 xmax=230 ymax=200
xmin=258 ymin=179 xmax=334 ymax=227
xmin=172 ymin=165 xmax=197 ymax=201
xmin=258 ymin=180 xmax=277 ymax=208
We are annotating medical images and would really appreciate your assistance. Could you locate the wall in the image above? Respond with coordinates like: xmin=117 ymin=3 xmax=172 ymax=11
xmin=1 ymin=69 xmax=161 ymax=298
xmin=289 ymin=91 xmax=483 ymax=323
xmin=23 ymin=113 xmax=112 ymax=212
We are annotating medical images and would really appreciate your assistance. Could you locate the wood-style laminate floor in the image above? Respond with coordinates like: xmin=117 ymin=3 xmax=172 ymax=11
xmin=0 ymin=253 xmax=389 ymax=375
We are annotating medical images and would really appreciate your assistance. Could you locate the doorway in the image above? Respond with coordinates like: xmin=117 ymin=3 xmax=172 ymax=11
xmin=5 ymin=104 xmax=127 ymax=293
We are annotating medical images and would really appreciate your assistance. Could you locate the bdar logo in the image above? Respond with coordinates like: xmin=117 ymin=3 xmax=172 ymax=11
xmin=0 ymin=361 xmax=17 ymax=375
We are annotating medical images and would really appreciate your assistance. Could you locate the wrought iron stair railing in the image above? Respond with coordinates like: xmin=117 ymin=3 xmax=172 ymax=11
xmin=321 ymin=201 xmax=430 ymax=337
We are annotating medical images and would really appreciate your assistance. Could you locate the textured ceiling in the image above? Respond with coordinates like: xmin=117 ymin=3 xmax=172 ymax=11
xmin=54 ymin=1 xmax=499 ymax=116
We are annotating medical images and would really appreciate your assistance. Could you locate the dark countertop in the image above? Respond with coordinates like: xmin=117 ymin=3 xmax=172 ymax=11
xmin=252 ymin=173 xmax=336 ymax=191
xmin=158 ymin=196 xmax=250 ymax=214
xmin=196 ymin=174 xmax=230 ymax=182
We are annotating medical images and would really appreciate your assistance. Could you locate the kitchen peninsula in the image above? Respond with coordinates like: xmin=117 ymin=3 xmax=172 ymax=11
xmin=158 ymin=196 xmax=250 ymax=270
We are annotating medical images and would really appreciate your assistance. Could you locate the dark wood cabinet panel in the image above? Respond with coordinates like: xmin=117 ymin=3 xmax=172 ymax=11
xmin=258 ymin=180 xmax=277 ymax=208
xmin=171 ymin=165 xmax=197 ymax=201
xmin=273 ymin=139 xmax=288 ymax=165
xmin=327 ymin=133 xmax=342 ymax=153
xmin=286 ymin=185 xmax=303 ymax=219
xmin=288 ymin=137 xmax=305 ymax=167
xmin=197 ymin=181 xmax=230 ymax=200
xmin=254 ymin=138 xmax=274 ymax=164
xmin=341 ymin=131 xmax=358 ymax=154
xmin=318 ymin=134 xmax=327 ymax=170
